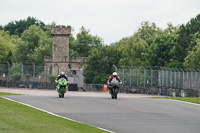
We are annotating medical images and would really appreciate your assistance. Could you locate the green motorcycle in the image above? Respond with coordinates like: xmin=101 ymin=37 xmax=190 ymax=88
xmin=57 ymin=78 xmax=68 ymax=98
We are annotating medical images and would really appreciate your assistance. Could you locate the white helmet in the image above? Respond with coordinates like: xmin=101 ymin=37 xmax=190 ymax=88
xmin=113 ymin=72 xmax=117 ymax=77
xmin=60 ymin=71 xmax=65 ymax=76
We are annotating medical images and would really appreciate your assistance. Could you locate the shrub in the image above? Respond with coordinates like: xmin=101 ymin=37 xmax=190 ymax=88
xmin=48 ymin=75 xmax=57 ymax=82
xmin=11 ymin=72 xmax=21 ymax=81
xmin=25 ymin=73 xmax=31 ymax=80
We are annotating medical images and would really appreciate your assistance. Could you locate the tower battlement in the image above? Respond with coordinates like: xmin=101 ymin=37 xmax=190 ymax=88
xmin=51 ymin=25 xmax=71 ymax=36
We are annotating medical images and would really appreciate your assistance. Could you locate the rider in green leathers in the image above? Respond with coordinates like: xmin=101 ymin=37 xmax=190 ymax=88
xmin=55 ymin=72 xmax=69 ymax=90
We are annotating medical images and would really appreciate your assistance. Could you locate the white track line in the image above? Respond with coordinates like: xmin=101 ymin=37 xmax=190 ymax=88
xmin=166 ymin=99 xmax=200 ymax=106
xmin=2 ymin=96 xmax=115 ymax=133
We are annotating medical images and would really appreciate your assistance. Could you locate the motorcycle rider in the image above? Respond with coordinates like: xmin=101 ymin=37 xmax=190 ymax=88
xmin=107 ymin=72 xmax=122 ymax=93
xmin=55 ymin=71 xmax=69 ymax=89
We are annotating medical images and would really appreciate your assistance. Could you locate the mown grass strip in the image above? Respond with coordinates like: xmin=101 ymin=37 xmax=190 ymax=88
xmin=0 ymin=97 xmax=109 ymax=133
xmin=150 ymin=97 xmax=200 ymax=104
xmin=0 ymin=92 xmax=21 ymax=95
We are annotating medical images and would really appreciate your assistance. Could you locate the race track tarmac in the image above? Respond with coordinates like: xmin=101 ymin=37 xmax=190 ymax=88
xmin=3 ymin=94 xmax=200 ymax=133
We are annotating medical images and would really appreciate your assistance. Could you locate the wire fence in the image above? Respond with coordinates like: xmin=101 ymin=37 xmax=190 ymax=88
xmin=1 ymin=63 xmax=200 ymax=91
xmin=0 ymin=63 xmax=46 ymax=81
xmin=115 ymin=66 xmax=200 ymax=90
xmin=0 ymin=63 xmax=84 ymax=89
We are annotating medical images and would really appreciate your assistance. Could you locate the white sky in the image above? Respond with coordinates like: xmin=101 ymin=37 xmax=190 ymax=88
xmin=0 ymin=0 xmax=200 ymax=44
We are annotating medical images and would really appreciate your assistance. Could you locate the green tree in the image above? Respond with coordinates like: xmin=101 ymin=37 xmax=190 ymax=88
xmin=3 ymin=16 xmax=45 ymax=36
xmin=84 ymin=46 xmax=127 ymax=84
xmin=115 ymin=22 xmax=182 ymax=68
xmin=173 ymin=14 xmax=200 ymax=64
xmin=115 ymin=36 xmax=149 ymax=67
xmin=164 ymin=23 xmax=178 ymax=34
xmin=147 ymin=33 xmax=179 ymax=67
xmin=145 ymin=23 xmax=179 ymax=67
xmin=69 ymin=34 xmax=78 ymax=57
xmin=9 ymin=63 xmax=21 ymax=76
xmin=134 ymin=21 xmax=162 ymax=46
xmin=184 ymin=39 xmax=200 ymax=68
xmin=115 ymin=22 xmax=163 ymax=67
xmin=114 ymin=21 xmax=168 ymax=68
xmin=0 ymin=30 xmax=18 ymax=63
xmin=69 ymin=26 xmax=103 ymax=57
xmin=30 ymin=25 xmax=52 ymax=65
xmin=13 ymin=25 xmax=52 ymax=65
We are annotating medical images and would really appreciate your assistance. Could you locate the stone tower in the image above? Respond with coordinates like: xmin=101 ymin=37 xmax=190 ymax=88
xmin=52 ymin=25 xmax=71 ymax=63
xmin=51 ymin=25 xmax=71 ymax=74
xmin=44 ymin=25 xmax=85 ymax=75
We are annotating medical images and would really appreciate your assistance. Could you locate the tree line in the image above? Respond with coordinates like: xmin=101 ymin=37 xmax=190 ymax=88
xmin=0 ymin=15 xmax=200 ymax=84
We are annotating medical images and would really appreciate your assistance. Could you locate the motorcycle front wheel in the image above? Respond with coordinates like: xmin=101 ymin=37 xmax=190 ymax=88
xmin=60 ymin=87 xmax=65 ymax=98
xmin=114 ymin=89 xmax=118 ymax=99
xmin=111 ymin=89 xmax=114 ymax=99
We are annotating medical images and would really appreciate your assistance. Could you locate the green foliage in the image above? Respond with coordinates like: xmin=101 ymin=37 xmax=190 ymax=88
xmin=166 ymin=60 xmax=183 ymax=68
xmin=173 ymin=14 xmax=200 ymax=63
xmin=25 ymin=73 xmax=31 ymax=79
xmin=147 ymin=33 xmax=179 ymax=67
xmin=134 ymin=21 xmax=162 ymax=45
xmin=83 ymin=46 xmax=127 ymax=84
xmin=3 ymin=16 xmax=45 ymax=36
xmin=69 ymin=35 xmax=78 ymax=57
xmin=69 ymin=26 xmax=103 ymax=57
xmin=11 ymin=72 xmax=21 ymax=81
xmin=163 ymin=23 xmax=178 ymax=34
xmin=9 ymin=63 xmax=21 ymax=77
xmin=115 ymin=22 xmax=160 ymax=67
xmin=48 ymin=75 xmax=57 ymax=82
xmin=0 ymin=92 xmax=21 ymax=95
xmin=0 ymin=25 xmax=3 ymax=30
xmin=184 ymin=39 xmax=200 ymax=68
xmin=0 ymin=64 xmax=8 ymax=76
xmin=114 ymin=21 xmax=179 ymax=68
xmin=13 ymin=25 xmax=52 ymax=65
xmin=0 ymin=30 xmax=18 ymax=63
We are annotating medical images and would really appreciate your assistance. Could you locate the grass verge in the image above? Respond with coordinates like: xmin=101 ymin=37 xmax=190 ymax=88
xmin=151 ymin=97 xmax=200 ymax=104
xmin=0 ymin=92 xmax=21 ymax=95
xmin=0 ymin=97 xmax=109 ymax=133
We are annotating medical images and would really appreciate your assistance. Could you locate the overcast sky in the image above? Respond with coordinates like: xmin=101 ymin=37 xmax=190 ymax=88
xmin=0 ymin=0 xmax=200 ymax=44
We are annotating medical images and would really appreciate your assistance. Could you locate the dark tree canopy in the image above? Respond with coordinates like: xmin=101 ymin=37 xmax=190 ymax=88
xmin=3 ymin=16 xmax=45 ymax=36
xmin=173 ymin=14 xmax=200 ymax=64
